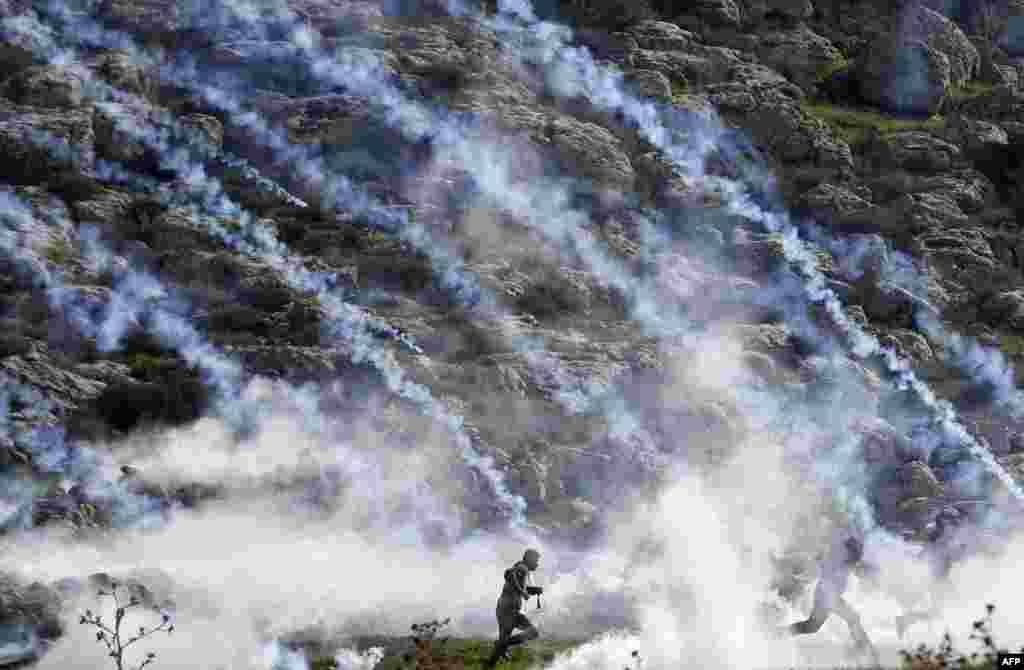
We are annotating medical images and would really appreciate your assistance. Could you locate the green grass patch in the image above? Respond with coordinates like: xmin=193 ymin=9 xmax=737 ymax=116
xmin=365 ymin=228 xmax=391 ymax=246
xmin=948 ymin=80 xmax=996 ymax=102
xmin=814 ymin=55 xmax=851 ymax=83
xmin=124 ymin=352 xmax=168 ymax=377
xmin=669 ymin=77 xmax=689 ymax=105
xmin=312 ymin=638 xmax=588 ymax=670
xmin=1000 ymin=333 xmax=1024 ymax=358
xmin=43 ymin=236 xmax=73 ymax=267
xmin=800 ymin=101 xmax=945 ymax=146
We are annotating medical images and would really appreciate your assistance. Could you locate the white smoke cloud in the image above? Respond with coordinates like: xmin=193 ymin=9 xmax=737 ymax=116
xmin=3 ymin=3 xmax=1024 ymax=670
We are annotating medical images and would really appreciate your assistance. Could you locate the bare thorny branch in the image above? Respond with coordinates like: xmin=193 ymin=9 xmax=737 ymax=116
xmin=79 ymin=580 xmax=175 ymax=670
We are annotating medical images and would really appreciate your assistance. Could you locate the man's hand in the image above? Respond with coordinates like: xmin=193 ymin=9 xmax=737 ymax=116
xmin=526 ymin=586 xmax=543 ymax=596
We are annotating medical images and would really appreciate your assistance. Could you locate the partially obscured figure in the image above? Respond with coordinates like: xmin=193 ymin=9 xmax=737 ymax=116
xmin=779 ymin=532 xmax=881 ymax=668
xmin=896 ymin=508 xmax=966 ymax=638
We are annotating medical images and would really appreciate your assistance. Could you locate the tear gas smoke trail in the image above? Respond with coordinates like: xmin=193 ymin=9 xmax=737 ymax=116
xmin=814 ymin=228 xmax=1024 ymax=416
xmin=467 ymin=2 xmax=1024 ymax=503
xmin=14 ymin=0 xmax=673 ymax=480
xmin=0 ymin=188 xmax=245 ymax=528
xmin=214 ymin=3 xmax=1017 ymax=518
xmin=28 ymin=0 xmax=1011 ymax=536
xmin=33 ymin=0 xmax=1015 ymax=473
xmin=0 ymin=186 xmax=244 ymax=415
xmin=14 ymin=11 xmax=1015 ymax=667
xmin=50 ymin=0 xmax=993 ymax=512
xmin=36 ymin=0 xmax=691 ymax=342
xmin=0 ymin=17 xmax=530 ymax=529
xmin=16 ymin=3 xmax=668 ymax=511
xmin=99 ymin=147 xmax=531 ymax=527
xmin=1 ymin=189 xmax=467 ymax=539
xmin=722 ymin=182 xmax=1024 ymax=501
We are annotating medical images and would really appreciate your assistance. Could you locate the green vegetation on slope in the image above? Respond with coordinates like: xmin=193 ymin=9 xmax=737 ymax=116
xmin=800 ymin=101 xmax=945 ymax=146
xmin=43 ymin=236 xmax=73 ymax=266
xmin=669 ymin=77 xmax=689 ymax=106
xmin=802 ymin=78 xmax=996 ymax=148
xmin=947 ymin=80 xmax=997 ymax=103
xmin=814 ymin=56 xmax=851 ymax=84
xmin=1000 ymin=333 xmax=1024 ymax=359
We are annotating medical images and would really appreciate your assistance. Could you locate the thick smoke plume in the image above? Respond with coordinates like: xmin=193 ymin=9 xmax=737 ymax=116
xmin=2 ymin=0 xmax=1024 ymax=669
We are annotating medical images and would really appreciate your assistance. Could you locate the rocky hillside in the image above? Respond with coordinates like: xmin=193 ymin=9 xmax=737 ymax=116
xmin=1 ymin=0 xmax=1024 ymax=664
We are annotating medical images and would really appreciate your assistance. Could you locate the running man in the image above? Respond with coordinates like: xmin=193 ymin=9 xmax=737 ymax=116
xmin=484 ymin=549 xmax=543 ymax=669
xmin=778 ymin=533 xmax=882 ymax=668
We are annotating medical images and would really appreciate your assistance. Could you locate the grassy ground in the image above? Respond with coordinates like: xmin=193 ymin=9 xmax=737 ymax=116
xmin=800 ymin=102 xmax=945 ymax=147
xmin=800 ymin=80 xmax=996 ymax=148
xmin=305 ymin=605 xmax=1018 ymax=669
xmin=947 ymin=80 xmax=997 ymax=103
xmin=312 ymin=638 xmax=588 ymax=670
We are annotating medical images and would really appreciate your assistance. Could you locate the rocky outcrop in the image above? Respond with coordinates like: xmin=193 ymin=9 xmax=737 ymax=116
xmin=547 ymin=117 xmax=636 ymax=191
xmin=0 ymin=0 xmax=1021 ymax=627
xmin=754 ymin=25 xmax=847 ymax=91
xmin=0 ymin=102 xmax=96 ymax=186
xmin=857 ymin=39 xmax=952 ymax=115
xmin=708 ymin=83 xmax=854 ymax=175
xmin=0 ymin=573 xmax=63 ymax=658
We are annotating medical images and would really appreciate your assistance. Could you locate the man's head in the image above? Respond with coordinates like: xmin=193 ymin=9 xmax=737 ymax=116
xmin=843 ymin=536 xmax=864 ymax=565
xmin=523 ymin=549 xmax=540 ymax=570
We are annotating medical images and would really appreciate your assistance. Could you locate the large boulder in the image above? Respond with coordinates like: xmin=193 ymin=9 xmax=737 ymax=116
xmin=943 ymin=113 xmax=1010 ymax=165
xmin=90 ymin=50 xmax=158 ymax=102
xmin=625 ymin=21 xmax=694 ymax=51
xmin=1 ymin=354 xmax=108 ymax=416
xmin=0 ymin=10 xmax=53 ymax=80
xmin=912 ymin=170 xmax=995 ymax=213
xmin=869 ymin=131 xmax=964 ymax=172
xmin=622 ymin=69 xmax=673 ymax=102
xmin=547 ymin=117 xmax=635 ymax=191
xmin=897 ymin=192 xmax=970 ymax=234
xmin=956 ymin=86 xmax=1024 ymax=124
xmin=796 ymin=182 xmax=874 ymax=223
xmin=0 ymin=574 xmax=63 ymax=646
xmin=708 ymin=83 xmax=853 ymax=171
xmin=0 ymin=103 xmax=96 ymax=186
xmin=739 ymin=0 xmax=814 ymax=24
xmin=755 ymin=25 xmax=847 ymax=90
xmin=255 ymin=94 xmax=405 ymax=149
xmin=918 ymin=226 xmax=1000 ymax=292
xmin=902 ymin=4 xmax=980 ymax=85
xmin=286 ymin=0 xmax=382 ymax=35
xmin=0 ymin=64 xmax=90 ymax=109
xmin=855 ymin=5 xmax=979 ymax=114
xmin=92 ymin=102 xmax=159 ymax=164
xmin=631 ymin=44 xmax=766 ymax=89
xmin=676 ymin=0 xmax=743 ymax=30
xmin=980 ymin=290 xmax=1024 ymax=331
xmin=857 ymin=38 xmax=951 ymax=115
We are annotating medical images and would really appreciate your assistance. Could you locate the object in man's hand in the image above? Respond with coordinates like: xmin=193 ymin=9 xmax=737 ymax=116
xmin=527 ymin=586 xmax=543 ymax=596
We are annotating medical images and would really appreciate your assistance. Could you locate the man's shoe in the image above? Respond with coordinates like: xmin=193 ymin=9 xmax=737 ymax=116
xmin=483 ymin=645 xmax=507 ymax=669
